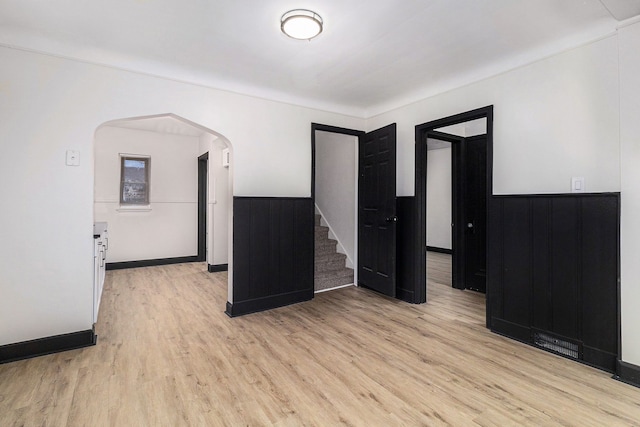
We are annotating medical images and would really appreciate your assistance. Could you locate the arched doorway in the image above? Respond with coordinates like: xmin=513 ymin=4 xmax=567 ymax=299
xmin=93 ymin=113 xmax=234 ymax=310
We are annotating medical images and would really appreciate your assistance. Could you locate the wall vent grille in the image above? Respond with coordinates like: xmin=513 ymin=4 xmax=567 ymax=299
xmin=533 ymin=332 xmax=580 ymax=359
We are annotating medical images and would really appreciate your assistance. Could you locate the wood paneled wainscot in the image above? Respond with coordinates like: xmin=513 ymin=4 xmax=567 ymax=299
xmin=489 ymin=193 xmax=619 ymax=372
xmin=227 ymin=197 xmax=314 ymax=317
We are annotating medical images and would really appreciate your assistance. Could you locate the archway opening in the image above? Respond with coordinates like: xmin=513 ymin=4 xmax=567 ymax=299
xmin=93 ymin=113 xmax=234 ymax=314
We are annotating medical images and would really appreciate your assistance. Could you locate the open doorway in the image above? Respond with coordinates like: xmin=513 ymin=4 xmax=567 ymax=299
xmin=198 ymin=152 xmax=208 ymax=262
xmin=428 ymin=118 xmax=487 ymax=293
xmin=311 ymin=124 xmax=360 ymax=293
xmin=312 ymin=122 xmax=400 ymax=299
xmin=93 ymin=113 xmax=234 ymax=306
xmin=415 ymin=106 xmax=493 ymax=326
xmin=424 ymin=135 xmax=455 ymax=303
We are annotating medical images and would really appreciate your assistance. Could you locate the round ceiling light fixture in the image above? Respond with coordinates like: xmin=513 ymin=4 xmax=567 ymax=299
xmin=281 ymin=9 xmax=323 ymax=40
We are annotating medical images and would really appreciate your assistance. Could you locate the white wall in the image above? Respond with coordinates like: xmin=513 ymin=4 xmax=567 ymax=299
xmin=315 ymin=131 xmax=357 ymax=265
xmin=94 ymin=126 xmax=200 ymax=262
xmin=619 ymin=20 xmax=640 ymax=367
xmin=210 ymin=145 xmax=230 ymax=266
xmin=0 ymin=45 xmax=363 ymax=346
xmin=426 ymin=145 xmax=452 ymax=250
xmin=367 ymin=35 xmax=620 ymax=197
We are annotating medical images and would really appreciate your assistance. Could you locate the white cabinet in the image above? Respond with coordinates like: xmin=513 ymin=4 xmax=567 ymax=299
xmin=93 ymin=222 xmax=108 ymax=324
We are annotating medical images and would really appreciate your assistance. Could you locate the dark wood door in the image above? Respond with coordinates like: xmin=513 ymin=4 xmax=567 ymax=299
xmin=358 ymin=124 xmax=397 ymax=297
xmin=463 ymin=135 xmax=487 ymax=292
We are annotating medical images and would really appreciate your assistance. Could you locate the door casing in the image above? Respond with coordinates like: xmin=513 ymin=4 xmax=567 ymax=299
xmin=197 ymin=152 xmax=208 ymax=262
xmin=414 ymin=106 xmax=494 ymax=326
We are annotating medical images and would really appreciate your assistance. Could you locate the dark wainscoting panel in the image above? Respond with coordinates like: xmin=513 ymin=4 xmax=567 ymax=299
xmin=396 ymin=197 xmax=416 ymax=303
xmin=489 ymin=193 xmax=619 ymax=373
xmin=227 ymin=197 xmax=314 ymax=317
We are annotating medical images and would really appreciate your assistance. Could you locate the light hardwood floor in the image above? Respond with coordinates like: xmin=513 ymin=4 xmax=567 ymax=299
xmin=1 ymin=255 xmax=639 ymax=426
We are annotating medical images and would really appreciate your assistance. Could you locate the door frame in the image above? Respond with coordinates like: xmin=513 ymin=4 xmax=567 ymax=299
xmin=197 ymin=152 xmax=209 ymax=262
xmin=414 ymin=105 xmax=494 ymax=327
xmin=311 ymin=123 xmax=364 ymax=289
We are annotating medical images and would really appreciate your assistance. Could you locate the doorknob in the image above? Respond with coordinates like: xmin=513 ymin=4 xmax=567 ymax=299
xmin=467 ymin=222 xmax=474 ymax=228
xmin=386 ymin=216 xmax=398 ymax=223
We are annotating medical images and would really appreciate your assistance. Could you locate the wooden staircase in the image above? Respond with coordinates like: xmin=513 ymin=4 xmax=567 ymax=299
xmin=314 ymin=214 xmax=354 ymax=292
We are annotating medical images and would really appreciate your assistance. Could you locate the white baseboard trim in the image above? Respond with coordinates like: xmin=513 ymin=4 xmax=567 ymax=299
xmin=314 ymin=283 xmax=354 ymax=294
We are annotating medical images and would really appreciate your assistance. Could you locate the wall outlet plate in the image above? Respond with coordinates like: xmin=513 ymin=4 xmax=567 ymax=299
xmin=66 ymin=150 xmax=80 ymax=166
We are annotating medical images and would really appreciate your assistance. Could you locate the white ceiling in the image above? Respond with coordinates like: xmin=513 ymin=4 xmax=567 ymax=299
xmin=1 ymin=0 xmax=639 ymax=118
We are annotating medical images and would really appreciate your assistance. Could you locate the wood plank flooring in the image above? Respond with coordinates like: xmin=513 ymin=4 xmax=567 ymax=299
xmin=1 ymin=254 xmax=639 ymax=426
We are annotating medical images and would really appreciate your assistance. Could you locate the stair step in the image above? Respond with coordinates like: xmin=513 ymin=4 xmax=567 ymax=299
xmin=315 ymin=251 xmax=346 ymax=263
xmin=315 ymin=266 xmax=353 ymax=280
xmin=314 ymin=226 xmax=329 ymax=239
xmin=315 ymin=245 xmax=338 ymax=257
xmin=315 ymin=253 xmax=347 ymax=272
xmin=315 ymin=267 xmax=354 ymax=290
xmin=315 ymin=236 xmax=337 ymax=249
xmin=314 ymin=214 xmax=321 ymax=226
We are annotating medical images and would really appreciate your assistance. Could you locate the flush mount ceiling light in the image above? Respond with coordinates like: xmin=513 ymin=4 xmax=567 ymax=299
xmin=281 ymin=9 xmax=323 ymax=40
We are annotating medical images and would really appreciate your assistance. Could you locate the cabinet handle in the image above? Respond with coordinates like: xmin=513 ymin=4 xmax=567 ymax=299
xmin=104 ymin=237 xmax=108 ymax=250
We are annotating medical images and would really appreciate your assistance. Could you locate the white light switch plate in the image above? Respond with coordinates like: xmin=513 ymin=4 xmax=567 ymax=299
xmin=66 ymin=150 xmax=80 ymax=166
xmin=571 ymin=177 xmax=585 ymax=193
xmin=222 ymin=148 xmax=230 ymax=168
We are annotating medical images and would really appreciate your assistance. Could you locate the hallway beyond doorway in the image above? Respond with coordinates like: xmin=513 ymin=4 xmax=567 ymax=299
xmin=427 ymin=251 xmax=485 ymax=323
